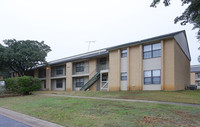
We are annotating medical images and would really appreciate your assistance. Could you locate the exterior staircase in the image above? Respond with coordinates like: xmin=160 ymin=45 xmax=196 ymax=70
xmin=80 ymin=72 xmax=100 ymax=91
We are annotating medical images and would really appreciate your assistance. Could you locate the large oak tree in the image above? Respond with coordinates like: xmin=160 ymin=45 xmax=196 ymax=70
xmin=0 ymin=39 xmax=51 ymax=76
xmin=151 ymin=0 xmax=200 ymax=40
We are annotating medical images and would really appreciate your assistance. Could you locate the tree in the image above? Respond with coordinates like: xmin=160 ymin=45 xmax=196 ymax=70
xmin=0 ymin=39 xmax=51 ymax=76
xmin=151 ymin=0 xmax=200 ymax=40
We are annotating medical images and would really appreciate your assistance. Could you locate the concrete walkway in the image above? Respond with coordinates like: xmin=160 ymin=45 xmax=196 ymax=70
xmin=0 ymin=114 xmax=30 ymax=127
xmin=0 ymin=107 xmax=64 ymax=127
xmin=39 ymin=94 xmax=200 ymax=108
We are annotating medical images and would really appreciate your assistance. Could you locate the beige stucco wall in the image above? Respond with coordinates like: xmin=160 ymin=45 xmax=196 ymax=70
xmin=174 ymin=41 xmax=190 ymax=90
xmin=162 ymin=38 xmax=190 ymax=90
xmin=129 ymin=45 xmax=143 ymax=90
xmin=66 ymin=62 xmax=72 ymax=91
xmin=89 ymin=59 xmax=97 ymax=91
xmin=163 ymin=39 xmax=176 ymax=90
xmin=109 ymin=49 xmax=121 ymax=91
xmin=46 ymin=67 xmax=50 ymax=91
xmin=190 ymin=73 xmax=195 ymax=85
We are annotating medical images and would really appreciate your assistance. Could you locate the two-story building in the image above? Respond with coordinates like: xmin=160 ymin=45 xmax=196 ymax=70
xmin=14 ymin=30 xmax=191 ymax=91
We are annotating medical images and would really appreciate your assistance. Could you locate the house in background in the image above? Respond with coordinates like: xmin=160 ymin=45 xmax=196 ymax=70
xmin=190 ymin=65 xmax=200 ymax=89
xmin=11 ymin=30 xmax=191 ymax=91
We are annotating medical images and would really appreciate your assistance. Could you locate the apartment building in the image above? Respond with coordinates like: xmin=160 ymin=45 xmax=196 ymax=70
xmin=191 ymin=65 xmax=200 ymax=89
xmin=18 ymin=30 xmax=191 ymax=91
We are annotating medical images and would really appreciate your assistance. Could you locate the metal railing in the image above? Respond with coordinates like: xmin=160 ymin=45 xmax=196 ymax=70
xmin=101 ymin=81 xmax=109 ymax=91
xmin=72 ymin=66 xmax=89 ymax=75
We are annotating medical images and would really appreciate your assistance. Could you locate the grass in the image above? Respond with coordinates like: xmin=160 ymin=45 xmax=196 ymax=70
xmin=0 ymin=95 xmax=199 ymax=127
xmin=34 ymin=90 xmax=200 ymax=104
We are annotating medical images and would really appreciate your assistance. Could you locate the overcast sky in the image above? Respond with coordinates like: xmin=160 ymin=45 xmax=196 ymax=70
xmin=0 ymin=0 xmax=199 ymax=65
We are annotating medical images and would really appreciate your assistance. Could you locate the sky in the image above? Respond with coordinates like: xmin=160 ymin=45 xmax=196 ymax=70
xmin=0 ymin=0 xmax=199 ymax=65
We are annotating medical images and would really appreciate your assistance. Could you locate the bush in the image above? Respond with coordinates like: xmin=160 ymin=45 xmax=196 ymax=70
xmin=0 ymin=86 xmax=6 ymax=94
xmin=4 ymin=78 xmax=17 ymax=93
xmin=5 ymin=76 xmax=41 ymax=95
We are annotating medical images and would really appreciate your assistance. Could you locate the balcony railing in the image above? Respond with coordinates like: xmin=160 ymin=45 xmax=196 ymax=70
xmin=97 ymin=64 xmax=109 ymax=72
xmin=72 ymin=66 xmax=89 ymax=75
xmin=51 ymin=66 xmax=66 ymax=77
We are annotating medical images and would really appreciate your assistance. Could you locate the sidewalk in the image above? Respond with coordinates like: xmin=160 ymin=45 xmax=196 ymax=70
xmin=0 ymin=107 xmax=64 ymax=127
xmin=39 ymin=94 xmax=200 ymax=108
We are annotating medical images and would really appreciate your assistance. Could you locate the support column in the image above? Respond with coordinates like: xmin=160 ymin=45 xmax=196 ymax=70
xmin=139 ymin=45 xmax=143 ymax=91
xmin=89 ymin=59 xmax=97 ymax=91
xmin=108 ymin=49 xmax=121 ymax=91
xmin=46 ymin=67 xmax=51 ymax=91
xmin=161 ymin=40 xmax=165 ymax=90
xmin=66 ymin=62 xmax=72 ymax=91
xmin=127 ymin=47 xmax=130 ymax=91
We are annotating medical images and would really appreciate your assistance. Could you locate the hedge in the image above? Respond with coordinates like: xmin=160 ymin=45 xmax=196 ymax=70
xmin=4 ymin=76 xmax=41 ymax=95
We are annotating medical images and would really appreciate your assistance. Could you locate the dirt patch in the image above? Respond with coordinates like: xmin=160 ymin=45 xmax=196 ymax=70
xmin=173 ymin=110 xmax=200 ymax=118
xmin=142 ymin=116 xmax=160 ymax=124
xmin=0 ymin=94 xmax=21 ymax=98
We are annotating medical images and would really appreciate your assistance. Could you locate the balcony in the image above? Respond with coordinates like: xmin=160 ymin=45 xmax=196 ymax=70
xmin=97 ymin=57 xmax=109 ymax=72
xmin=72 ymin=61 xmax=89 ymax=76
xmin=38 ymin=68 xmax=46 ymax=79
xmin=51 ymin=65 xmax=66 ymax=79
xmin=97 ymin=64 xmax=109 ymax=72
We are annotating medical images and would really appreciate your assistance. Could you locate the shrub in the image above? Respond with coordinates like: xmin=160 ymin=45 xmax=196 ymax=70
xmin=4 ymin=78 xmax=17 ymax=93
xmin=0 ymin=86 xmax=6 ymax=94
xmin=5 ymin=76 xmax=41 ymax=95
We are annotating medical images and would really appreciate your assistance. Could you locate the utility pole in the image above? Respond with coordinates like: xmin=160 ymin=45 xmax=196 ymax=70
xmin=86 ymin=41 xmax=95 ymax=51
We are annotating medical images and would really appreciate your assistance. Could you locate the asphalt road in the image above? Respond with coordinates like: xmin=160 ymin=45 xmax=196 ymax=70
xmin=0 ymin=114 xmax=30 ymax=127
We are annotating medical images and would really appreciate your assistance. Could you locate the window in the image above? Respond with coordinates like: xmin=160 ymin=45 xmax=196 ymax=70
xmin=196 ymin=81 xmax=200 ymax=86
xmin=143 ymin=43 xmax=161 ymax=59
xmin=144 ymin=71 xmax=152 ymax=84
xmin=121 ymin=72 xmax=127 ymax=81
xmin=121 ymin=49 xmax=127 ymax=58
xmin=76 ymin=62 xmax=84 ymax=72
xmin=38 ymin=69 xmax=46 ymax=78
xmin=56 ymin=66 xmax=63 ymax=75
xmin=144 ymin=70 xmax=161 ymax=85
xmin=56 ymin=79 xmax=63 ymax=88
xmin=76 ymin=78 xmax=84 ymax=87
xmin=43 ymin=80 xmax=46 ymax=88
xmin=102 ymin=73 xmax=108 ymax=81
xmin=197 ymin=73 xmax=200 ymax=78
xmin=100 ymin=58 xmax=107 ymax=65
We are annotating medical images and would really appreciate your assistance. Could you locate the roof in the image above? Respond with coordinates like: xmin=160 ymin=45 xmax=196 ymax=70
xmin=47 ymin=49 xmax=108 ymax=66
xmin=191 ymin=65 xmax=200 ymax=72
xmin=39 ymin=30 xmax=190 ymax=67
xmin=107 ymin=30 xmax=191 ymax=60
xmin=107 ymin=30 xmax=184 ymax=50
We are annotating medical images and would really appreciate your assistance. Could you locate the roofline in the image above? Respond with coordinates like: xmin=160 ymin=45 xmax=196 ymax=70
xmin=107 ymin=30 xmax=185 ymax=51
xmin=182 ymin=30 xmax=191 ymax=61
xmin=48 ymin=49 xmax=108 ymax=64
xmin=36 ymin=30 xmax=189 ymax=68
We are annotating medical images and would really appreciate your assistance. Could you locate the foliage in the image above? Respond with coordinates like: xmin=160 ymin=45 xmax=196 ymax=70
xmin=151 ymin=0 xmax=200 ymax=40
xmin=0 ymin=39 xmax=51 ymax=76
xmin=0 ymin=86 xmax=6 ymax=94
xmin=5 ymin=76 xmax=41 ymax=95
xmin=0 ymin=67 xmax=11 ymax=79
xmin=4 ymin=78 xmax=17 ymax=93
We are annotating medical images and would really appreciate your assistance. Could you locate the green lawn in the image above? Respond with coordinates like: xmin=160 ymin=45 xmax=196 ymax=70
xmin=34 ymin=90 xmax=200 ymax=104
xmin=0 ymin=95 xmax=199 ymax=127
